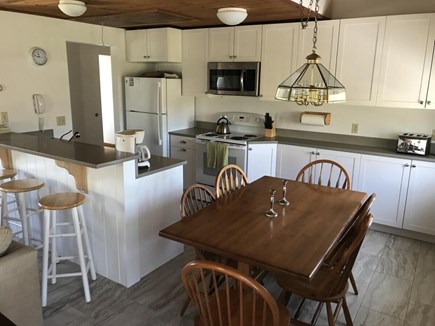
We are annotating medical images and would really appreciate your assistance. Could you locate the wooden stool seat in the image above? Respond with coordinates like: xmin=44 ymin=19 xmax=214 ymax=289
xmin=0 ymin=179 xmax=44 ymax=193
xmin=38 ymin=192 xmax=86 ymax=210
xmin=0 ymin=169 xmax=17 ymax=180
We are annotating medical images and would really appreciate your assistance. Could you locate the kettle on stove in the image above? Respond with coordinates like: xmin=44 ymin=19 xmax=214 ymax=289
xmin=216 ymin=116 xmax=231 ymax=134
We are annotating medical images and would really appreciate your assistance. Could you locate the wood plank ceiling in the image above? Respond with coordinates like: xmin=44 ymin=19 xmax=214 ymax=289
xmin=0 ymin=0 xmax=323 ymax=29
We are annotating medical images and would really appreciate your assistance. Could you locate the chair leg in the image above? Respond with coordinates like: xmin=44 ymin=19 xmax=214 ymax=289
xmin=78 ymin=206 xmax=96 ymax=280
xmin=51 ymin=211 xmax=57 ymax=285
xmin=41 ymin=209 xmax=51 ymax=307
xmin=349 ymin=272 xmax=358 ymax=295
xmin=325 ymin=302 xmax=335 ymax=326
xmin=18 ymin=192 xmax=29 ymax=246
xmin=278 ymin=290 xmax=291 ymax=306
xmin=72 ymin=207 xmax=91 ymax=303
xmin=180 ymin=296 xmax=191 ymax=316
xmin=1 ymin=190 xmax=7 ymax=227
xmin=342 ymin=297 xmax=353 ymax=326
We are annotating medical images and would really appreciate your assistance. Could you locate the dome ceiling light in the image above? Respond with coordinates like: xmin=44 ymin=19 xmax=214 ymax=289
xmin=216 ymin=8 xmax=248 ymax=26
xmin=58 ymin=0 xmax=87 ymax=17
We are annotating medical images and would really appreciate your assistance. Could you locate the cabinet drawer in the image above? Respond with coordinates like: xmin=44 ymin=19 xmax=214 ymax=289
xmin=170 ymin=135 xmax=196 ymax=149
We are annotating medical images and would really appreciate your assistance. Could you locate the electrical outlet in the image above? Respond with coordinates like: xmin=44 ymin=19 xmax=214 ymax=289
xmin=351 ymin=123 xmax=359 ymax=134
xmin=56 ymin=116 xmax=66 ymax=126
xmin=0 ymin=112 xmax=8 ymax=124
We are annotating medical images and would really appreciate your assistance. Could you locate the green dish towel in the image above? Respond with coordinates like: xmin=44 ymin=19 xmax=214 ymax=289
xmin=207 ymin=142 xmax=229 ymax=169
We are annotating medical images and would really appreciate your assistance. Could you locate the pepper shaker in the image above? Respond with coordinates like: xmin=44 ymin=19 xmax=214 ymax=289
xmin=278 ymin=180 xmax=290 ymax=206
xmin=265 ymin=188 xmax=278 ymax=218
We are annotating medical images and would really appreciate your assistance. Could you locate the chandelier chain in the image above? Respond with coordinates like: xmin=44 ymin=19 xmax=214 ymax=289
xmin=299 ymin=0 xmax=314 ymax=29
xmin=298 ymin=0 xmax=320 ymax=52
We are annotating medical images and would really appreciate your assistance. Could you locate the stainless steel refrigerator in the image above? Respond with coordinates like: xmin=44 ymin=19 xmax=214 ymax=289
xmin=124 ymin=77 xmax=194 ymax=157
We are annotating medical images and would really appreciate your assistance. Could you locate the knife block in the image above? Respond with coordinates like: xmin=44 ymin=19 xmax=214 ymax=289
xmin=264 ymin=123 xmax=276 ymax=138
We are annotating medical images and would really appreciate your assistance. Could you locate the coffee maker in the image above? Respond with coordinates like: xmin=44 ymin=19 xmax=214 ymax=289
xmin=115 ymin=129 xmax=151 ymax=168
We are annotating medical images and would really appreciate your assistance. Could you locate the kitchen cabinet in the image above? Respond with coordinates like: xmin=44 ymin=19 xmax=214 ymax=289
xmin=247 ymin=143 xmax=277 ymax=182
xmin=296 ymin=20 xmax=339 ymax=72
xmin=260 ymin=23 xmax=299 ymax=99
xmin=181 ymin=29 xmax=208 ymax=96
xmin=335 ymin=17 xmax=386 ymax=106
xmin=208 ymin=25 xmax=262 ymax=62
xmin=276 ymin=144 xmax=361 ymax=190
xmin=125 ymin=28 xmax=181 ymax=62
xmin=358 ymin=154 xmax=435 ymax=235
xmin=170 ymin=135 xmax=196 ymax=188
xmin=376 ymin=14 xmax=435 ymax=108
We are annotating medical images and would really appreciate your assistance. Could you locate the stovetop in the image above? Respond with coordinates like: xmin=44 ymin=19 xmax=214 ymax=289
xmin=196 ymin=132 xmax=261 ymax=145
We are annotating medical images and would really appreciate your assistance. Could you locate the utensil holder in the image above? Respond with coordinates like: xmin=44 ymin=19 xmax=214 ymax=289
xmin=264 ymin=122 xmax=276 ymax=138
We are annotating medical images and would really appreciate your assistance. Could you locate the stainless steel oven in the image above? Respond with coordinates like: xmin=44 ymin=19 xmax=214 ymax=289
xmin=195 ymin=139 xmax=247 ymax=186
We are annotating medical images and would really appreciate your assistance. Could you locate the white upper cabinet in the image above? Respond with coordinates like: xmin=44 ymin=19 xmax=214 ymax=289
xmin=208 ymin=25 xmax=262 ymax=62
xmin=296 ymin=20 xmax=339 ymax=72
xmin=260 ymin=23 xmax=299 ymax=99
xmin=376 ymin=14 xmax=435 ymax=108
xmin=125 ymin=28 xmax=181 ymax=62
xmin=181 ymin=29 xmax=208 ymax=96
xmin=335 ymin=17 xmax=386 ymax=106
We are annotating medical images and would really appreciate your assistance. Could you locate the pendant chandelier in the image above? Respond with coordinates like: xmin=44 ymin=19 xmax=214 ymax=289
xmin=275 ymin=0 xmax=346 ymax=106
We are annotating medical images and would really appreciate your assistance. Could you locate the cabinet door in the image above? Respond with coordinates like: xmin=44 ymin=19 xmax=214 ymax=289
xmin=358 ymin=155 xmax=410 ymax=228
xmin=247 ymin=143 xmax=277 ymax=182
xmin=208 ymin=27 xmax=234 ymax=61
xmin=297 ymin=20 xmax=339 ymax=72
xmin=317 ymin=149 xmax=361 ymax=190
xmin=403 ymin=161 xmax=435 ymax=235
xmin=146 ymin=29 xmax=169 ymax=62
xmin=182 ymin=29 xmax=208 ymax=96
xmin=335 ymin=17 xmax=385 ymax=106
xmin=170 ymin=145 xmax=196 ymax=188
xmin=376 ymin=14 xmax=435 ymax=108
xmin=125 ymin=30 xmax=147 ymax=62
xmin=260 ymin=23 xmax=299 ymax=99
xmin=276 ymin=144 xmax=313 ymax=180
xmin=233 ymin=25 xmax=262 ymax=61
xmin=426 ymin=40 xmax=435 ymax=108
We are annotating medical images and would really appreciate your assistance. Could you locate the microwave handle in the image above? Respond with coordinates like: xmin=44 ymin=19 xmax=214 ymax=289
xmin=240 ymin=70 xmax=245 ymax=91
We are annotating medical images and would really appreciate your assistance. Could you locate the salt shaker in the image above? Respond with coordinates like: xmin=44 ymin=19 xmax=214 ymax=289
xmin=265 ymin=188 xmax=278 ymax=218
xmin=278 ymin=180 xmax=290 ymax=206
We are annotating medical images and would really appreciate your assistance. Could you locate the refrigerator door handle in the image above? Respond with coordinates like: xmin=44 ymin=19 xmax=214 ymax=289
xmin=157 ymin=83 xmax=162 ymax=146
xmin=128 ymin=109 xmax=160 ymax=115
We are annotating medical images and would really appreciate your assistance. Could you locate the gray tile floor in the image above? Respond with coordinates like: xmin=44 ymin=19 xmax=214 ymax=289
xmin=41 ymin=230 xmax=435 ymax=325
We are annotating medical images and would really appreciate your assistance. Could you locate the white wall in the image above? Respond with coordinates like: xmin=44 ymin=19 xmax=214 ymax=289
xmin=195 ymin=96 xmax=435 ymax=139
xmin=0 ymin=10 xmax=146 ymax=138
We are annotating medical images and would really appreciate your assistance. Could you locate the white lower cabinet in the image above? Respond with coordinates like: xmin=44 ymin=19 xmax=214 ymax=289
xmin=170 ymin=135 xmax=196 ymax=188
xmin=276 ymin=144 xmax=361 ymax=190
xmin=247 ymin=143 xmax=277 ymax=182
xmin=358 ymin=154 xmax=435 ymax=235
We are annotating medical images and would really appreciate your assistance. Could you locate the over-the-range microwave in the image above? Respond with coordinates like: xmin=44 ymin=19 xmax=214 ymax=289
xmin=207 ymin=62 xmax=260 ymax=96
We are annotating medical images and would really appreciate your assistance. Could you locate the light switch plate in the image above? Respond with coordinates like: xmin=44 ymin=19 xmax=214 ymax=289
xmin=56 ymin=116 xmax=66 ymax=126
xmin=351 ymin=123 xmax=359 ymax=134
xmin=0 ymin=112 xmax=8 ymax=124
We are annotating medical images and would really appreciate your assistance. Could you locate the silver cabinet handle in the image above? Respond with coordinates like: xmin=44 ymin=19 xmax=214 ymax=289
xmin=404 ymin=163 xmax=410 ymax=167
xmin=411 ymin=164 xmax=416 ymax=168
xmin=419 ymin=100 xmax=424 ymax=105
xmin=180 ymin=140 xmax=186 ymax=144
xmin=428 ymin=100 xmax=432 ymax=105
xmin=179 ymin=148 xmax=187 ymax=152
xmin=248 ymin=147 xmax=253 ymax=151
xmin=316 ymin=152 xmax=320 ymax=156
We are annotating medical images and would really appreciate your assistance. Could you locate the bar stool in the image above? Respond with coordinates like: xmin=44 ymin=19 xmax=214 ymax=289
xmin=0 ymin=169 xmax=17 ymax=213
xmin=0 ymin=178 xmax=44 ymax=246
xmin=39 ymin=192 xmax=96 ymax=307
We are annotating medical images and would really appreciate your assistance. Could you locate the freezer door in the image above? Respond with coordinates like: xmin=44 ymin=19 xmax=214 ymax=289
xmin=124 ymin=77 xmax=167 ymax=114
xmin=126 ymin=111 xmax=169 ymax=157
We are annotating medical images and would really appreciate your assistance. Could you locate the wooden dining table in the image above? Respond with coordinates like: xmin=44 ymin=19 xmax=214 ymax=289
xmin=159 ymin=176 xmax=368 ymax=280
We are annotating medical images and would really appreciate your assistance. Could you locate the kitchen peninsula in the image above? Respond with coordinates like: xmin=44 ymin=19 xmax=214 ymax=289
xmin=0 ymin=132 xmax=185 ymax=287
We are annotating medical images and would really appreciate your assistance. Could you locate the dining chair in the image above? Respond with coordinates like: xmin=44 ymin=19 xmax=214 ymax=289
xmin=182 ymin=260 xmax=291 ymax=326
xmin=275 ymin=194 xmax=376 ymax=326
xmin=180 ymin=183 xmax=216 ymax=218
xmin=296 ymin=159 xmax=360 ymax=295
xmin=296 ymin=159 xmax=351 ymax=190
xmin=179 ymin=184 xmax=217 ymax=316
xmin=214 ymin=164 xmax=249 ymax=198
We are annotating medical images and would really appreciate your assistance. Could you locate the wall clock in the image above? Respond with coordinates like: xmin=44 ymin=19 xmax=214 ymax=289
xmin=31 ymin=47 xmax=48 ymax=66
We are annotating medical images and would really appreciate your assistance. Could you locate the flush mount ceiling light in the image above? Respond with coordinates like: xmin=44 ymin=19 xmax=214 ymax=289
xmin=275 ymin=0 xmax=346 ymax=106
xmin=58 ymin=0 xmax=87 ymax=17
xmin=217 ymin=8 xmax=248 ymax=26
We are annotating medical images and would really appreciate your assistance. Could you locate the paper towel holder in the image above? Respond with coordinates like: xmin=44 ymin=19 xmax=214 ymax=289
xmin=300 ymin=111 xmax=331 ymax=126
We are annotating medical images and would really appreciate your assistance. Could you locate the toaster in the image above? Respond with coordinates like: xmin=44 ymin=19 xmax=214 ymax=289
xmin=397 ymin=133 xmax=432 ymax=156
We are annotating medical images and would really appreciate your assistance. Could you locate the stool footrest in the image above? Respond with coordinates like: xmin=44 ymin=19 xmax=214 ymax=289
xmin=47 ymin=272 xmax=84 ymax=278
xmin=50 ymin=233 xmax=77 ymax=238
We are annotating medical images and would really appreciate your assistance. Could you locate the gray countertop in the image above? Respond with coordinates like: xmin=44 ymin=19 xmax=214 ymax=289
xmin=0 ymin=132 xmax=187 ymax=177
xmin=170 ymin=126 xmax=435 ymax=163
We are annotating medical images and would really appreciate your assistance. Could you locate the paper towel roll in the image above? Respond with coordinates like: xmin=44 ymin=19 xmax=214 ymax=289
xmin=300 ymin=112 xmax=331 ymax=126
